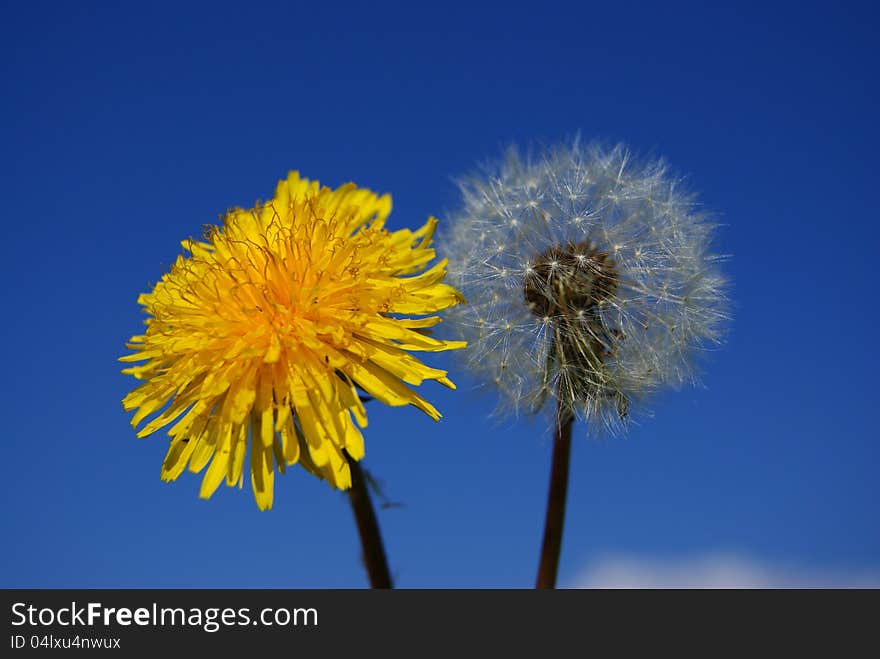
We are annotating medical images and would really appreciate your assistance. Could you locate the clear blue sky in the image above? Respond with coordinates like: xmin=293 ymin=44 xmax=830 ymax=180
xmin=1 ymin=1 xmax=877 ymax=587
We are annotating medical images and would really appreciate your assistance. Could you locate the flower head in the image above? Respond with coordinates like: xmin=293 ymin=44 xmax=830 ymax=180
xmin=122 ymin=172 xmax=465 ymax=510
xmin=444 ymin=142 xmax=728 ymax=433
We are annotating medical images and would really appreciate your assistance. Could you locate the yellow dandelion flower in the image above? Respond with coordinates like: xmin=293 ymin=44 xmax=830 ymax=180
xmin=121 ymin=172 xmax=465 ymax=510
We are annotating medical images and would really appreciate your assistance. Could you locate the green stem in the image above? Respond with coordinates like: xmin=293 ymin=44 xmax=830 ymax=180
xmin=535 ymin=397 xmax=575 ymax=589
xmin=346 ymin=453 xmax=393 ymax=589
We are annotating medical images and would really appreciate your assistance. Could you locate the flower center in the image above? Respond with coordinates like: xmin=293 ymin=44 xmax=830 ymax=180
xmin=523 ymin=240 xmax=628 ymax=418
xmin=523 ymin=240 xmax=618 ymax=320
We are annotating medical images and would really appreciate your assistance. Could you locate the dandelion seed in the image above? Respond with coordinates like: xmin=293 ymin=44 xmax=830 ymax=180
xmin=121 ymin=172 xmax=466 ymax=511
xmin=444 ymin=141 xmax=728 ymax=434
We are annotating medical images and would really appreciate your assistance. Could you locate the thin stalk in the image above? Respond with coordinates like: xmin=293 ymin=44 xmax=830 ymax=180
xmin=346 ymin=452 xmax=393 ymax=589
xmin=535 ymin=397 xmax=575 ymax=589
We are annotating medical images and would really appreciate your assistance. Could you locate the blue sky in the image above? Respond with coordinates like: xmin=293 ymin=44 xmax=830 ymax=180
xmin=1 ymin=1 xmax=877 ymax=587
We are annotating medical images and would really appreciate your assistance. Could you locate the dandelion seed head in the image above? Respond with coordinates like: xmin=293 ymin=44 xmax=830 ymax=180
xmin=444 ymin=141 xmax=729 ymax=434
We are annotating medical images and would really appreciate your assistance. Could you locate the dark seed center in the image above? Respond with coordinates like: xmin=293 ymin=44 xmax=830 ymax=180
xmin=523 ymin=240 xmax=618 ymax=319
xmin=523 ymin=241 xmax=628 ymax=419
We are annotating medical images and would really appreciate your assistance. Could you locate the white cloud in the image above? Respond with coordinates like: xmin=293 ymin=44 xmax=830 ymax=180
xmin=569 ymin=552 xmax=880 ymax=588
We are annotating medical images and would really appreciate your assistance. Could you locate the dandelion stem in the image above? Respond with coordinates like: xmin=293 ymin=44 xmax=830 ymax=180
xmin=535 ymin=397 xmax=574 ymax=589
xmin=346 ymin=452 xmax=393 ymax=589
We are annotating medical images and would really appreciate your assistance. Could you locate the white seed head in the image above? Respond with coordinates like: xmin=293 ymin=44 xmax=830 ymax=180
xmin=442 ymin=141 xmax=730 ymax=435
